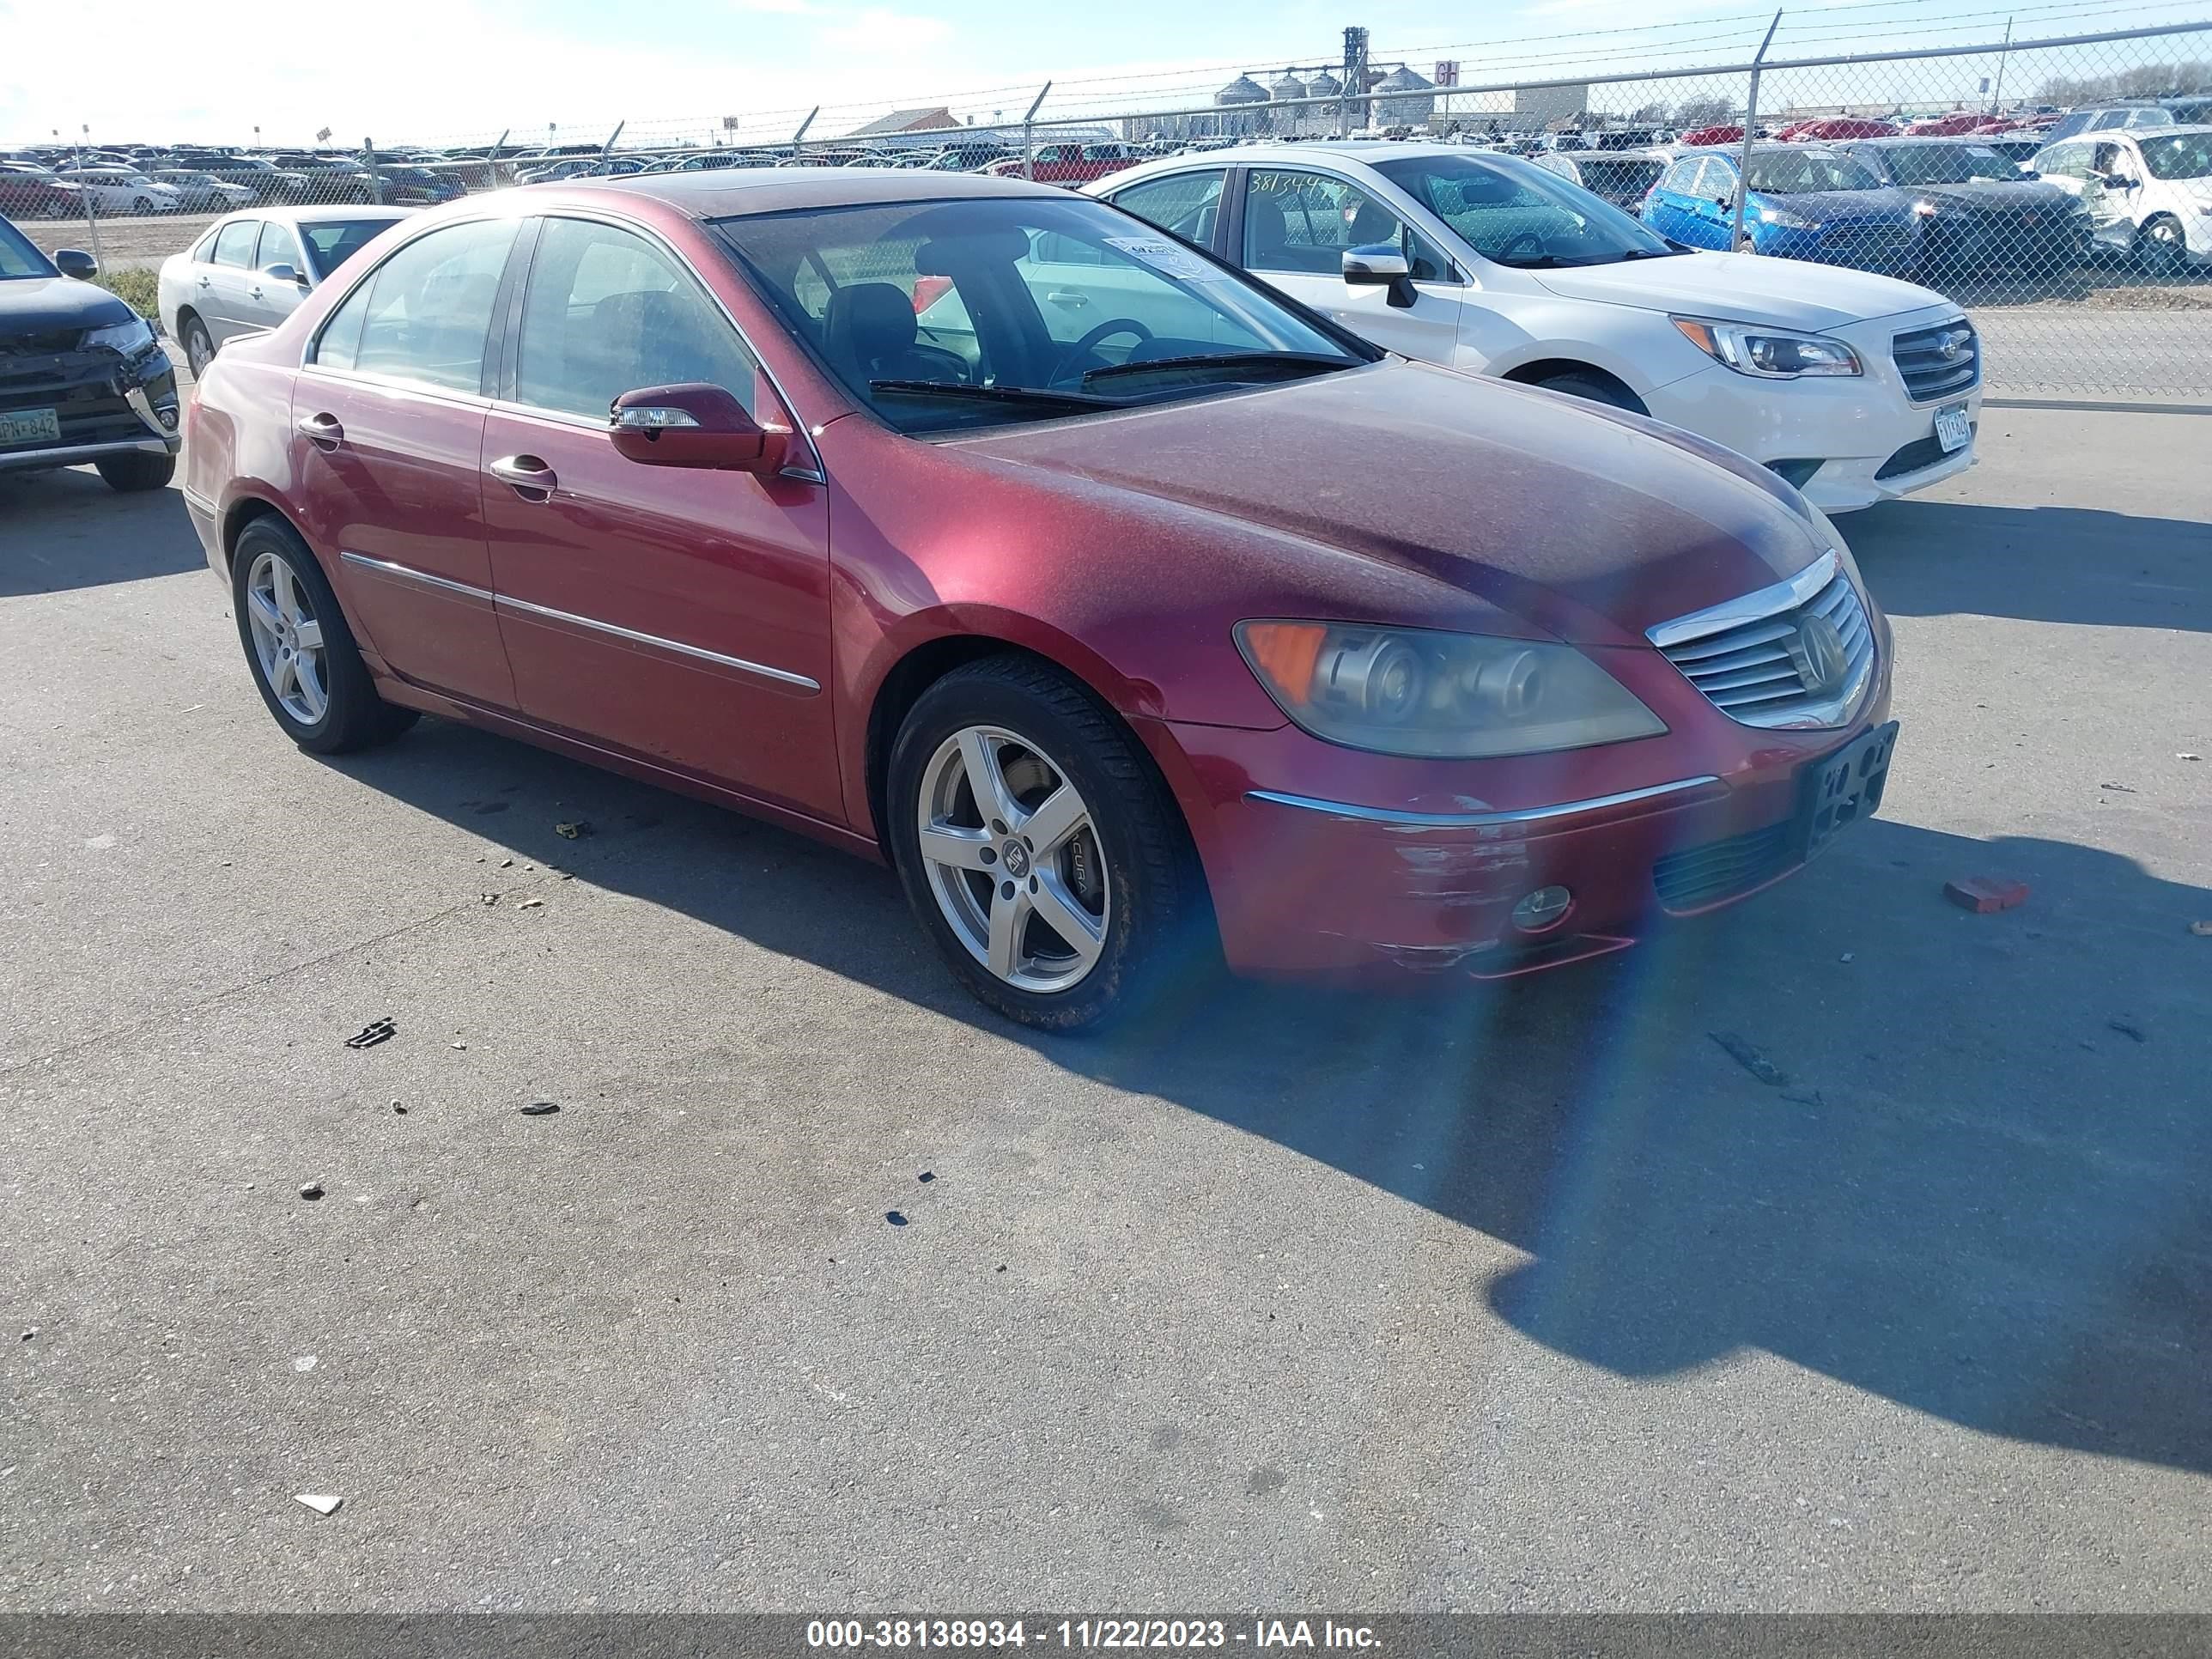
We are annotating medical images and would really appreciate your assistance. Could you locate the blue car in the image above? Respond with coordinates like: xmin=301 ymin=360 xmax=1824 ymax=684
xmin=1642 ymin=145 xmax=1927 ymax=275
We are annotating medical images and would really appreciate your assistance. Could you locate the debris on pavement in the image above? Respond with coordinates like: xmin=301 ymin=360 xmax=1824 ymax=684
xmin=917 ymin=1171 xmax=934 ymax=1183
xmin=500 ymin=858 xmax=514 ymax=868
xmin=555 ymin=821 xmax=592 ymax=840
xmin=2107 ymin=1019 xmax=2148 ymax=1043
xmin=392 ymin=1101 xmax=408 ymax=1115
xmin=520 ymin=1100 xmax=561 ymax=1116
xmin=2191 ymin=921 xmax=2212 ymax=937
xmin=2181 ymin=752 xmax=2202 ymax=762
xmin=481 ymin=894 xmax=498 ymax=906
xmin=1839 ymin=952 xmax=1855 ymax=963
xmin=451 ymin=1042 xmax=467 ymax=1051
xmin=1944 ymin=876 xmax=2030 ymax=914
xmin=294 ymin=1494 xmax=343 ymax=1516
xmin=2098 ymin=781 xmax=2136 ymax=793
xmin=1782 ymin=1085 xmax=1826 ymax=1108
xmin=1709 ymin=1030 xmax=1790 ymax=1088
xmin=297 ymin=1182 xmax=325 ymax=1201
xmin=20 ymin=1327 xmax=36 ymax=1341
xmin=294 ymin=1356 xmax=316 ymax=1372
xmin=518 ymin=898 xmax=544 ymax=910
xmin=343 ymin=1018 xmax=396 ymax=1049
xmin=886 ymin=1211 xmax=909 ymax=1226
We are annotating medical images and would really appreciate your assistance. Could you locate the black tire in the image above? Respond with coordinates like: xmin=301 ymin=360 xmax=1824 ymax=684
xmin=179 ymin=313 xmax=215 ymax=378
xmin=230 ymin=516 xmax=417 ymax=755
xmin=885 ymin=654 xmax=1213 ymax=1032
xmin=94 ymin=451 xmax=175 ymax=492
xmin=2139 ymin=215 xmax=2188 ymax=278
xmin=1530 ymin=369 xmax=1644 ymax=413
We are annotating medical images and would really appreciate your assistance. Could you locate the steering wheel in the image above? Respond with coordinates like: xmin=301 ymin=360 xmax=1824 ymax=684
xmin=1490 ymin=230 xmax=1547 ymax=264
xmin=1054 ymin=317 xmax=1153 ymax=381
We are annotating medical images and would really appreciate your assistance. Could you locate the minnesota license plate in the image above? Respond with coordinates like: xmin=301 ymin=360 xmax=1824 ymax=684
xmin=1935 ymin=403 xmax=1972 ymax=453
xmin=0 ymin=407 xmax=62 ymax=447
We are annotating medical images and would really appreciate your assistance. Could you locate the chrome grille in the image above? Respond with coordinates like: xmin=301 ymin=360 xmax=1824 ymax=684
xmin=1648 ymin=551 xmax=1875 ymax=731
xmin=1893 ymin=319 xmax=1980 ymax=402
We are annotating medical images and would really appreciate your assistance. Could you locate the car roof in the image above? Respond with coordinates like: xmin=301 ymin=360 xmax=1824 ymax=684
xmin=580 ymin=165 xmax=1064 ymax=216
xmin=1850 ymin=134 xmax=2010 ymax=146
xmin=209 ymin=204 xmax=414 ymax=226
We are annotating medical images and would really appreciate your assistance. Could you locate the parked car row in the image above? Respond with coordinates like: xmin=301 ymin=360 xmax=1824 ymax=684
xmin=173 ymin=167 xmax=1906 ymax=1030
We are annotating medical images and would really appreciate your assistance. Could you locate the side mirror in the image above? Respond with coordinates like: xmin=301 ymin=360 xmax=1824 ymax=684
xmin=263 ymin=263 xmax=309 ymax=289
xmin=54 ymin=247 xmax=98 ymax=280
xmin=609 ymin=383 xmax=789 ymax=474
xmin=2105 ymin=173 xmax=2137 ymax=190
xmin=2020 ymin=167 xmax=2040 ymax=179
xmin=1342 ymin=243 xmax=1417 ymax=309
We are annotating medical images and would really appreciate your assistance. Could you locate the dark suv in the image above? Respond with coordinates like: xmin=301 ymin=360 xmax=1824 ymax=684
xmin=0 ymin=216 xmax=181 ymax=492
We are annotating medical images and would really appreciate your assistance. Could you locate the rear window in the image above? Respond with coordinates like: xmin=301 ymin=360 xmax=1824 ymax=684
xmin=299 ymin=218 xmax=401 ymax=279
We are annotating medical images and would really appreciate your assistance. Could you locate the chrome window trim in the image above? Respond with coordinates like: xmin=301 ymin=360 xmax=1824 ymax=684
xmin=1645 ymin=550 xmax=1840 ymax=649
xmin=337 ymin=551 xmax=822 ymax=692
xmin=1244 ymin=775 xmax=1720 ymax=829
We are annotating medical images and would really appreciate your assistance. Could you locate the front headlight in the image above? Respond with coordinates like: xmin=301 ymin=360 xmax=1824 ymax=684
xmin=1672 ymin=317 xmax=1863 ymax=379
xmin=85 ymin=317 xmax=157 ymax=356
xmin=1912 ymin=198 xmax=1939 ymax=217
xmin=1236 ymin=621 xmax=1666 ymax=758
xmin=1759 ymin=205 xmax=1820 ymax=229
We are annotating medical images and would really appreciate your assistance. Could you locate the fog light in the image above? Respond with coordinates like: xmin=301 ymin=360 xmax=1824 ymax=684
xmin=156 ymin=405 xmax=179 ymax=430
xmin=1511 ymin=885 xmax=1572 ymax=933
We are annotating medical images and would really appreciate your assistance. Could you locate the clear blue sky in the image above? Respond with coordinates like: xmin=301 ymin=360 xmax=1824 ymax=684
xmin=3 ymin=0 xmax=2204 ymax=147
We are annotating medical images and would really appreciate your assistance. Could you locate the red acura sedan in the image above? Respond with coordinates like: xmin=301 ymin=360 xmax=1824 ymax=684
xmin=183 ymin=169 xmax=1896 ymax=1030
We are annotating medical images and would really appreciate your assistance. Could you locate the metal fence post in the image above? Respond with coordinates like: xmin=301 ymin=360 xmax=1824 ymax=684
xmin=73 ymin=138 xmax=106 ymax=268
xmin=1732 ymin=11 xmax=1782 ymax=253
xmin=364 ymin=136 xmax=382 ymax=205
xmin=790 ymin=106 xmax=817 ymax=165
xmin=601 ymin=119 xmax=625 ymax=171
xmin=1023 ymin=82 xmax=1051 ymax=180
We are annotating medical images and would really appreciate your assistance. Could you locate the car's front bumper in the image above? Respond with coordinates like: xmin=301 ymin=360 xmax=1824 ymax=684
xmin=1140 ymin=622 xmax=1896 ymax=985
xmin=1646 ymin=319 xmax=1981 ymax=514
xmin=0 ymin=349 xmax=183 ymax=472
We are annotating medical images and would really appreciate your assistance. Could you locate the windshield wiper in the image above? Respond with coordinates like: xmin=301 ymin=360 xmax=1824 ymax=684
xmin=870 ymin=380 xmax=1115 ymax=411
xmin=1613 ymin=246 xmax=1687 ymax=260
xmin=1081 ymin=350 xmax=1352 ymax=386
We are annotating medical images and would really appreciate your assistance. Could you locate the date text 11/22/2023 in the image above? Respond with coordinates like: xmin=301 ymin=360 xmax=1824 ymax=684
xmin=805 ymin=1620 xmax=1382 ymax=1650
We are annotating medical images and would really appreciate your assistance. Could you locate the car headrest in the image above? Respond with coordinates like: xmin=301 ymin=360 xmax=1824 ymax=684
xmin=824 ymin=282 xmax=917 ymax=373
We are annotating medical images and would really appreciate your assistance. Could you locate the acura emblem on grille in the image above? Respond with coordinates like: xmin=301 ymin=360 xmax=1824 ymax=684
xmin=1788 ymin=614 xmax=1850 ymax=696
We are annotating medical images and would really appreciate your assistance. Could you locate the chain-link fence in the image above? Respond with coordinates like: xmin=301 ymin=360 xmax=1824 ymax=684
xmin=7 ymin=18 xmax=2209 ymax=398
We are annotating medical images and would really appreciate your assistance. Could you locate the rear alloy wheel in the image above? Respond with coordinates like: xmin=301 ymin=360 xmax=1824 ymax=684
xmin=2140 ymin=215 xmax=2188 ymax=278
xmin=888 ymin=657 xmax=1210 ymax=1031
xmin=231 ymin=518 xmax=416 ymax=754
xmin=180 ymin=315 xmax=215 ymax=378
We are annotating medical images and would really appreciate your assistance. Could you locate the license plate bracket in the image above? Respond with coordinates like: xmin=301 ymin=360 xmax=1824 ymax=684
xmin=1798 ymin=720 xmax=1899 ymax=861
xmin=1935 ymin=403 xmax=1972 ymax=453
xmin=0 ymin=406 xmax=63 ymax=447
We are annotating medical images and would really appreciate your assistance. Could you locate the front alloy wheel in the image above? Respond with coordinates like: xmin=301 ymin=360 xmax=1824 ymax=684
xmin=916 ymin=726 xmax=1109 ymax=994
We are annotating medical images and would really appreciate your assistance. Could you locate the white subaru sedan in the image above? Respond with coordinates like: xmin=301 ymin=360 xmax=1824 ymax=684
xmin=1088 ymin=142 xmax=1982 ymax=513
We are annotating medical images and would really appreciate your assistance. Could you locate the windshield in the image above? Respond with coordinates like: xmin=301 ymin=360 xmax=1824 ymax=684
xmin=0 ymin=217 xmax=56 ymax=279
xmin=1745 ymin=149 xmax=1885 ymax=192
xmin=1370 ymin=151 xmax=1675 ymax=268
xmin=1875 ymin=143 xmax=2022 ymax=184
xmin=298 ymin=218 xmax=398 ymax=279
xmin=715 ymin=194 xmax=1366 ymax=434
xmin=2139 ymin=131 xmax=2212 ymax=180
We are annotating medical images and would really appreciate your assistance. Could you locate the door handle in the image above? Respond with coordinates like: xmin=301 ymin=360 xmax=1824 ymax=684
xmin=248 ymin=286 xmax=264 ymax=299
xmin=295 ymin=412 xmax=343 ymax=447
xmin=488 ymin=454 xmax=557 ymax=497
xmin=197 ymin=276 xmax=211 ymax=288
xmin=1046 ymin=290 xmax=1090 ymax=307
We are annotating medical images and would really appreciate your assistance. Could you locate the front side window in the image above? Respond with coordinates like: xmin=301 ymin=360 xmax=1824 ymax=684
xmin=1373 ymin=151 xmax=1676 ymax=269
xmin=717 ymin=194 xmax=1365 ymax=434
xmin=255 ymin=221 xmax=305 ymax=273
xmin=212 ymin=220 xmax=259 ymax=268
xmin=0 ymin=217 xmax=53 ymax=280
xmin=2139 ymin=132 xmax=2212 ymax=180
xmin=1107 ymin=170 xmax=1225 ymax=245
xmin=1742 ymin=149 xmax=1883 ymax=192
xmin=514 ymin=216 xmax=760 ymax=421
xmin=2036 ymin=143 xmax=2087 ymax=179
xmin=1243 ymin=170 xmax=1413 ymax=276
xmin=1659 ymin=158 xmax=1702 ymax=193
xmin=314 ymin=216 xmax=517 ymax=392
xmin=298 ymin=218 xmax=398 ymax=280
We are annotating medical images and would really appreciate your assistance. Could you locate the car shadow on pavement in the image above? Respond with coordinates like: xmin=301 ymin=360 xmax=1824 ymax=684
xmin=0 ymin=470 xmax=202 ymax=596
xmin=1848 ymin=500 xmax=2212 ymax=633
xmin=332 ymin=718 xmax=2212 ymax=1477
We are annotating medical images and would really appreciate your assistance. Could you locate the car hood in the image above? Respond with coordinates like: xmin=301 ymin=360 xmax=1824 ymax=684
xmin=0 ymin=275 xmax=134 ymax=332
xmin=1909 ymin=179 xmax=2072 ymax=213
xmin=953 ymin=360 xmax=1828 ymax=648
xmin=1756 ymin=185 xmax=1916 ymax=222
xmin=1534 ymin=248 xmax=1946 ymax=330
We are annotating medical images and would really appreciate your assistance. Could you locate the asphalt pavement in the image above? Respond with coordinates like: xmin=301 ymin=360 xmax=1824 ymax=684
xmin=1 ymin=408 xmax=2208 ymax=1611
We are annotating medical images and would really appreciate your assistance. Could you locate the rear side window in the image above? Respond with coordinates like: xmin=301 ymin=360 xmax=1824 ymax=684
xmin=211 ymin=220 xmax=259 ymax=267
xmin=1660 ymin=158 xmax=1701 ymax=192
xmin=514 ymin=216 xmax=759 ymax=421
xmin=1107 ymin=170 xmax=1225 ymax=245
xmin=313 ymin=216 xmax=518 ymax=392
